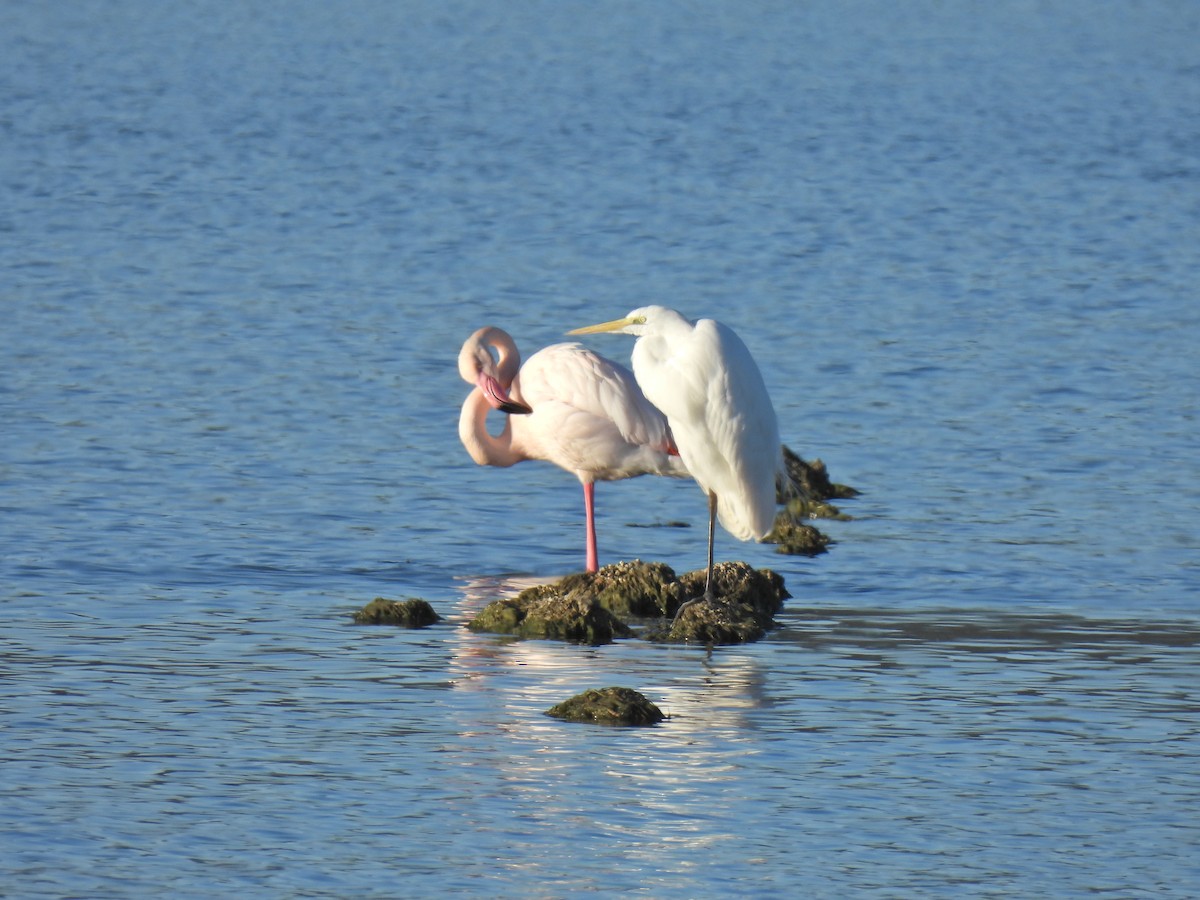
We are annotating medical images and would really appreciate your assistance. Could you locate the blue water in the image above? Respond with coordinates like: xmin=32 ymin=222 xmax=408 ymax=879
xmin=3 ymin=1 xmax=1199 ymax=896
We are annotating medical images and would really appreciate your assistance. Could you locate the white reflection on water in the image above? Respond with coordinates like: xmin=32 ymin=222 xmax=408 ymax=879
xmin=427 ymin=575 xmax=1200 ymax=894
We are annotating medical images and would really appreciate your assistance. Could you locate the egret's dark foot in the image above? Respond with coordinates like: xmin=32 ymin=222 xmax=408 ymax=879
xmin=671 ymin=590 xmax=715 ymax=625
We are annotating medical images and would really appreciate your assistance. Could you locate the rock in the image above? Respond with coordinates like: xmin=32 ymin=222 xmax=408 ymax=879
xmin=549 ymin=559 xmax=686 ymax=618
xmin=470 ymin=560 xmax=790 ymax=646
xmin=679 ymin=561 xmax=790 ymax=619
xmin=768 ymin=511 xmax=833 ymax=556
xmin=632 ymin=561 xmax=791 ymax=645
xmin=648 ymin=561 xmax=790 ymax=644
xmin=545 ymin=687 xmax=666 ymax=726
xmin=765 ymin=447 xmax=855 ymax=550
xmin=352 ymin=597 xmax=440 ymax=627
xmin=468 ymin=590 xmax=632 ymax=645
xmin=781 ymin=445 xmax=859 ymax=502
xmin=662 ymin=596 xmax=771 ymax=644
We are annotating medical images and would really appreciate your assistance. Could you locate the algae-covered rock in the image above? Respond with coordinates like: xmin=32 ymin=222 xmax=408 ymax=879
xmin=545 ymin=687 xmax=666 ymax=726
xmin=353 ymin=597 xmax=440 ymax=627
xmin=470 ymin=560 xmax=789 ymax=646
xmin=468 ymin=591 xmax=632 ymax=645
xmin=647 ymin=561 xmax=791 ymax=643
xmin=520 ymin=593 xmax=633 ymax=644
xmin=679 ymin=561 xmax=790 ymax=620
xmin=549 ymin=559 xmax=686 ymax=618
xmin=768 ymin=447 xmax=856 ymax=540
xmin=781 ymin=445 xmax=859 ymax=502
xmin=662 ymin=596 xmax=771 ymax=644
xmin=469 ymin=597 xmax=527 ymax=634
xmin=768 ymin=510 xmax=834 ymax=556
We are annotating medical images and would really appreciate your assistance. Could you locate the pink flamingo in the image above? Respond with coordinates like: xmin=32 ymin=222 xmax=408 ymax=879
xmin=458 ymin=325 xmax=688 ymax=572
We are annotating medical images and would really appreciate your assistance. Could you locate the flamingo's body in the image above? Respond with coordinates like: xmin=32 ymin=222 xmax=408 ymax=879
xmin=458 ymin=325 xmax=688 ymax=572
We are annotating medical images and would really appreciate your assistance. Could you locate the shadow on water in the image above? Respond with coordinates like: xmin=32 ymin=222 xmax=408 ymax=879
xmin=453 ymin=573 xmax=1200 ymax=655
xmin=776 ymin=606 xmax=1200 ymax=654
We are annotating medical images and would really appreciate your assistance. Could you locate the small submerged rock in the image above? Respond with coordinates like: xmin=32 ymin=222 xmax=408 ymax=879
xmin=767 ymin=446 xmax=858 ymax=554
xmin=545 ymin=686 xmax=666 ymax=726
xmin=768 ymin=511 xmax=833 ymax=556
xmin=776 ymin=445 xmax=858 ymax=525
xmin=781 ymin=445 xmax=859 ymax=503
xmin=353 ymin=597 xmax=440 ymax=627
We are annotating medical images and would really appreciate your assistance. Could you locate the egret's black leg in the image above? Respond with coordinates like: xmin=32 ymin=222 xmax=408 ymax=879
xmin=672 ymin=491 xmax=719 ymax=624
xmin=703 ymin=489 xmax=717 ymax=601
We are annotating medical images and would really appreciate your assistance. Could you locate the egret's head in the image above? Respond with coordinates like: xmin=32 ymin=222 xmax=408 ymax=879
xmin=568 ymin=306 xmax=669 ymax=337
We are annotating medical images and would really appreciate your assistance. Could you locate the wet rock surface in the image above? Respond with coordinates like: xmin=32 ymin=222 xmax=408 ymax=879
xmin=468 ymin=589 xmax=632 ymax=645
xmin=679 ymin=561 xmax=790 ymax=618
xmin=769 ymin=446 xmax=858 ymax=553
xmin=768 ymin=512 xmax=834 ymax=556
xmin=658 ymin=596 xmax=770 ymax=644
xmin=544 ymin=559 xmax=686 ymax=618
xmin=470 ymin=560 xmax=789 ymax=646
xmin=649 ymin=561 xmax=791 ymax=644
xmin=781 ymin=445 xmax=859 ymax=503
xmin=545 ymin=686 xmax=666 ymax=726
xmin=466 ymin=457 xmax=849 ymax=645
xmin=777 ymin=446 xmax=864 ymax=525
xmin=352 ymin=597 xmax=441 ymax=627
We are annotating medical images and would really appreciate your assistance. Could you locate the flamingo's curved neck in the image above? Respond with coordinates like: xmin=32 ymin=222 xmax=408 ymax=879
xmin=459 ymin=384 xmax=524 ymax=468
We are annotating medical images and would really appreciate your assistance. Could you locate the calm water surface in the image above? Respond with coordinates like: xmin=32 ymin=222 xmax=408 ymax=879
xmin=3 ymin=1 xmax=1199 ymax=896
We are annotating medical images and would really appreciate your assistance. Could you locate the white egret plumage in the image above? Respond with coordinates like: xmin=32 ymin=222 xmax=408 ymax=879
xmin=568 ymin=306 xmax=785 ymax=608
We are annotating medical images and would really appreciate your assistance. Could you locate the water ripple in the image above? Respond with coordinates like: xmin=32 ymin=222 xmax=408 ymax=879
xmin=4 ymin=0 xmax=1200 ymax=895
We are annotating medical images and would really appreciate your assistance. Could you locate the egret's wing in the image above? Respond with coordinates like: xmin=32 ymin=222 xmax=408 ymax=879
xmin=641 ymin=320 xmax=779 ymax=540
xmin=700 ymin=321 xmax=782 ymax=538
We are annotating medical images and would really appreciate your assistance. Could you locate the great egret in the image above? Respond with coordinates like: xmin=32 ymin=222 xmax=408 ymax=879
xmin=568 ymin=306 xmax=785 ymax=608
xmin=458 ymin=325 xmax=689 ymax=573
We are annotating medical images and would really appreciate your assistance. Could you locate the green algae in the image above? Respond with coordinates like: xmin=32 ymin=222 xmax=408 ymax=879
xmin=352 ymin=597 xmax=440 ymax=627
xmin=550 ymin=559 xmax=686 ymax=618
xmin=767 ymin=447 xmax=858 ymax=553
xmin=545 ymin=686 xmax=666 ymax=726
xmin=679 ymin=561 xmax=790 ymax=617
xmin=649 ymin=561 xmax=791 ymax=644
xmin=470 ymin=559 xmax=791 ymax=646
xmin=781 ymin=445 xmax=859 ymax=502
xmin=768 ymin=511 xmax=834 ymax=556
xmin=468 ymin=590 xmax=632 ymax=645
xmin=661 ymin=596 xmax=770 ymax=644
